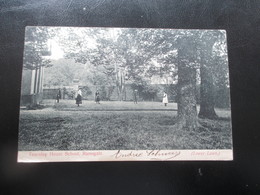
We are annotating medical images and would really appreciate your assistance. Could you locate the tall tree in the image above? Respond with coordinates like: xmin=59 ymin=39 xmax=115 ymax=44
xmin=175 ymin=35 xmax=199 ymax=130
xmin=212 ymin=39 xmax=230 ymax=108
xmin=198 ymin=30 xmax=227 ymax=119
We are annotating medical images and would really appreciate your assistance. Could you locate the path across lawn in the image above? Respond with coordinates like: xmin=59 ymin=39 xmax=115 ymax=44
xmin=49 ymin=99 xmax=178 ymax=111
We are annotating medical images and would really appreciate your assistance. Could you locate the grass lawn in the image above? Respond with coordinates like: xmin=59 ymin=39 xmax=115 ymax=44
xmin=18 ymin=100 xmax=232 ymax=151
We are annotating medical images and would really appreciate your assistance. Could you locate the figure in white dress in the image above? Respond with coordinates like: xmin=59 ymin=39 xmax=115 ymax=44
xmin=162 ymin=91 xmax=168 ymax=106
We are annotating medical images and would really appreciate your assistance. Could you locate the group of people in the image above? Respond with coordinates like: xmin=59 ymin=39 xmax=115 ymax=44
xmin=56 ymin=88 xmax=169 ymax=107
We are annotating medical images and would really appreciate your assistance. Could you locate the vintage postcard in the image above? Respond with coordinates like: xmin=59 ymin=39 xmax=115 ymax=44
xmin=18 ymin=27 xmax=233 ymax=162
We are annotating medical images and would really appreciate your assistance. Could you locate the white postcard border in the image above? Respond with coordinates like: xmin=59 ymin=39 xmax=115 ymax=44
xmin=18 ymin=149 xmax=233 ymax=162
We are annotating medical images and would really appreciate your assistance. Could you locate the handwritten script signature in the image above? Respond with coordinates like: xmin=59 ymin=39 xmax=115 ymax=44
xmin=112 ymin=150 xmax=181 ymax=160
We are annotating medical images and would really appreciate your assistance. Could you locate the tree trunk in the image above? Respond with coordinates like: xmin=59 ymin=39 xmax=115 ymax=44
xmin=176 ymin=64 xmax=198 ymax=130
xmin=198 ymin=64 xmax=218 ymax=119
xmin=198 ymin=34 xmax=218 ymax=119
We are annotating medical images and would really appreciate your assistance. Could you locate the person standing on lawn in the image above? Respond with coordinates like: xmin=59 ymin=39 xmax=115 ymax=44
xmin=56 ymin=88 xmax=61 ymax=103
xmin=75 ymin=87 xmax=82 ymax=106
xmin=163 ymin=91 xmax=168 ymax=106
xmin=95 ymin=90 xmax=100 ymax=104
xmin=133 ymin=89 xmax=138 ymax=104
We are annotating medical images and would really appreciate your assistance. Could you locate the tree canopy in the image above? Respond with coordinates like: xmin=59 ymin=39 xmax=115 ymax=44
xmin=23 ymin=26 xmax=54 ymax=70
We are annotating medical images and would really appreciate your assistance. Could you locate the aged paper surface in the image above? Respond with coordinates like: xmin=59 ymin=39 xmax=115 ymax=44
xmin=18 ymin=27 xmax=232 ymax=162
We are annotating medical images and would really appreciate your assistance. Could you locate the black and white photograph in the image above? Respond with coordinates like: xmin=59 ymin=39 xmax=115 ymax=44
xmin=18 ymin=26 xmax=232 ymax=161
